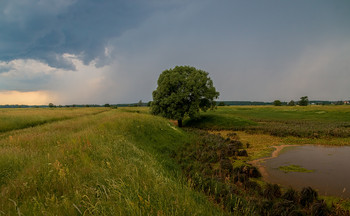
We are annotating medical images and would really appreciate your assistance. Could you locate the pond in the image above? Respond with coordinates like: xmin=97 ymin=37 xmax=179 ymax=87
xmin=262 ymin=145 xmax=350 ymax=198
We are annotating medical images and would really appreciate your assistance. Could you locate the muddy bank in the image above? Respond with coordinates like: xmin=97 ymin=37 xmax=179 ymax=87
xmin=249 ymin=145 xmax=299 ymax=179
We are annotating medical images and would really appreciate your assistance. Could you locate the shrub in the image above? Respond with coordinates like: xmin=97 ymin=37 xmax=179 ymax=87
xmin=237 ymin=149 xmax=248 ymax=157
xmin=263 ymin=183 xmax=281 ymax=199
xmin=282 ymin=188 xmax=299 ymax=203
xmin=220 ymin=159 xmax=233 ymax=174
xmin=273 ymin=100 xmax=282 ymax=106
xmin=300 ymin=187 xmax=318 ymax=207
xmin=299 ymin=96 xmax=309 ymax=106
xmin=311 ymin=200 xmax=330 ymax=216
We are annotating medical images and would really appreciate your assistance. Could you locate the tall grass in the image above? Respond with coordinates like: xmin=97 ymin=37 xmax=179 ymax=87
xmin=0 ymin=108 xmax=108 ymax=133
xmin=0 ymin=109 xmax=224 ymax=215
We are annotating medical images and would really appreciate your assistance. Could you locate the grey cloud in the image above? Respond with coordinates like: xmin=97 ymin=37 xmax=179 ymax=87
xmin=0 ymin=0 xmax=169 ymax=68
xmin=1 ymin=0 xmax=350 ymax=104
xmin=105 ymin=0 xmax=350 ymax=103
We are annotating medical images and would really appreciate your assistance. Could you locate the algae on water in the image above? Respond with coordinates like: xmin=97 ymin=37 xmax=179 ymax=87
xmin=278 ymin=165 xmax=314 ymax=173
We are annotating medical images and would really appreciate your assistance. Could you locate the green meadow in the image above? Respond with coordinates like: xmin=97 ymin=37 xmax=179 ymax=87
xmin=1 ymin=105 xmax=350 ymax=215
xmin=0 ymin=108 xmax=224 ymax=215
xmin=185 ymin=105 xmax=350 ymax=144
xmin=0 ymin=108 xmax=108 ymax=133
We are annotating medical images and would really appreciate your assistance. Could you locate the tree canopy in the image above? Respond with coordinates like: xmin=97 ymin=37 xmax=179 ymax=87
xmin=151 ymin=66 xmax=219 ymax=127
xmin=299 ymin=96 xmax=309 ymax=106
xmin=288 ymin=100 xmax=296 ymax=106
xmin=273 ymin=100 xmax=282 ymax=106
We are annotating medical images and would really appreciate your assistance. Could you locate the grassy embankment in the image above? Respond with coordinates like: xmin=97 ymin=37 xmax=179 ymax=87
xmin=0 ymin=107 xmax=225 ymax=215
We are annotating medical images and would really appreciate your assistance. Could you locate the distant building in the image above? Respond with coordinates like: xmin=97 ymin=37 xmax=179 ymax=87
xmin=344 ymin=101 xmax=349 ymax=104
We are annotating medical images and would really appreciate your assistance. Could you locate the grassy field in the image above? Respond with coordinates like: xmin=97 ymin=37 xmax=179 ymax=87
xmin=1 ymin=105 xmax=350 ymax=215
xmin=185 ymin=105 xmax=350 ymax=144
xmin=0 ymin=107 xmax=109 ymax=133
xmin=0 ymin=108 xmax=224 ymax=215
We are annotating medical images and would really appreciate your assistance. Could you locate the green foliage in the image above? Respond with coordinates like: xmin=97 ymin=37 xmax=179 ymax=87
xmin=282 ymin=188 xmax=299 ymax=203
xmin=300 ymin=187 xmax=318 ymax=207
xmin=288 ymin=100 xmax=296 ymax=106
xmin=311 ymin=200 xmax=331 ymax=216
xmin=184 ymin=113 xmax=256 ymax=130
xmin=218 ymin=102 xmax=226 ymax=106
xmin=263 ymin=183 xmax=281 ymax=199
xmin=151 ymin=66 xmax=219 ymax=126
xmin=273 ymin=100 xmax=282 ymax=106
xmin=176 ymin=129 xmax=258 ymax=214
xmin=299 ymin=96 xmax=309 ymax=106
xmin=335 ymin=101 xmax=344 ymax=105
xmin=48 ymin=103 xmax=55 ymax=108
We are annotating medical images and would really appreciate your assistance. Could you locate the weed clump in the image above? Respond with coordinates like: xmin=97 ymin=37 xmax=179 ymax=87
xmin=311 ymin=200 xmax=330 ymax=216
xmin=220 ymin=159 xmax=233 ymax=174
xmin=300 ymin=186 xmax=318 ymax=207
xmin=237 ymin=149 xmax=248 ymax=157
xmin=263 ymin=183 xmax=281 ymax=199
xmin=282 ymin=188 xmax=299 ymax=203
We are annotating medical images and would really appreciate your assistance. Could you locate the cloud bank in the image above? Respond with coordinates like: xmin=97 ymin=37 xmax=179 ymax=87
xmin=0 ymin=0 xmax=350 ymax=104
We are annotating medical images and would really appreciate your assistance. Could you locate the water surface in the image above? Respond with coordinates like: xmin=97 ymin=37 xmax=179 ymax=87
xmin=263 ymin=145 xmax=350 ymax=197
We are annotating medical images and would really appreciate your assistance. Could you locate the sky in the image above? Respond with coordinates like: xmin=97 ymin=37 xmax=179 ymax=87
xmin=0 ymin=0 xmax=350 ymax=105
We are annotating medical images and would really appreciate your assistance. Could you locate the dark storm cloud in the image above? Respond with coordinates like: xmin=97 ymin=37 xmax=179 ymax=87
xmin=0 ymin=0 xmax=164 ymax=69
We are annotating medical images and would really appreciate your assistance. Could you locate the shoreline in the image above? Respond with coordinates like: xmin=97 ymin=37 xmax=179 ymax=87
xmin=248 ymin=144 xmax=299 ymax=179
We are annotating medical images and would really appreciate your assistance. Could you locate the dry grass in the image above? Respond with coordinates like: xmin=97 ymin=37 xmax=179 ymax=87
xmin=210 ymin=130 xmax=284 ymax=160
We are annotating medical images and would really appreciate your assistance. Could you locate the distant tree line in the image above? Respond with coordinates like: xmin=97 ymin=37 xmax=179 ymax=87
xmin=271 ymin=96 xmax=350 ymax=106
xmin=273 ymin=96 xmax=309 ymax=106
xmin=1 ymin=97 xmax=348 ymax=109
xmin=216 ymin=101 xmax=273 ymax=106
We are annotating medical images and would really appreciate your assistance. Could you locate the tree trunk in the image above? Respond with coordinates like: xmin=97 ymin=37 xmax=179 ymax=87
xmin=177 ymin=119 xmax=183 ymax=127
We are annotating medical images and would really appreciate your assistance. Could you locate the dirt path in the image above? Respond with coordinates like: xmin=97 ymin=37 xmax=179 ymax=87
xmin=248 ymin=145 xmax=299 ymax=179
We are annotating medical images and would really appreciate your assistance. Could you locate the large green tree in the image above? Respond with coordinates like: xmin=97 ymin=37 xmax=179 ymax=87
xmin=151 ymin=66 xmax=219 ymax=127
